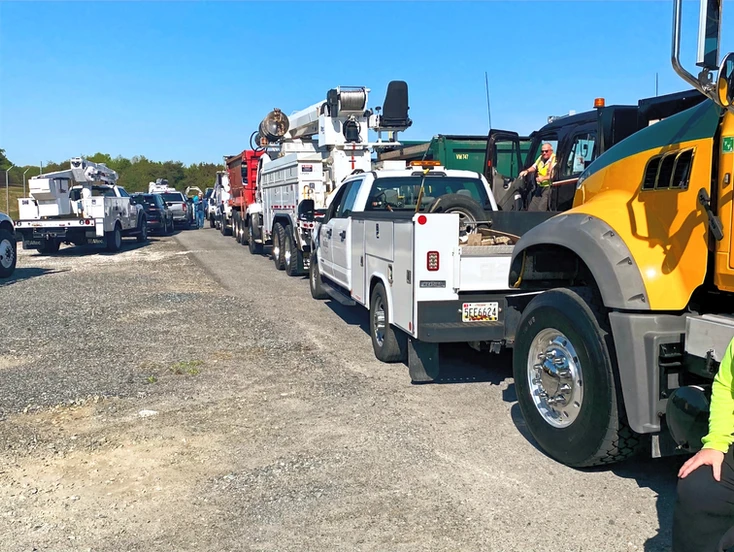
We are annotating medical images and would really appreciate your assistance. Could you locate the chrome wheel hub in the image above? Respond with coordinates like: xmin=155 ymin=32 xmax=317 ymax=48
xmin=0 ymin=238 xmax=14 ymax=269
xmin=527 ymin=328 xmax=584 ymax=428
xmin=373 ymin=298 xmax=386 ymax=346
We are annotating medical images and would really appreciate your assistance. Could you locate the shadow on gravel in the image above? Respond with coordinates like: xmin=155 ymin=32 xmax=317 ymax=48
xmin=37 ymin=239 xmax=155 ymax=258
xmin=325 ymin=299 xmax=513 ymax=385
xmin=508 ymin=400 xmax=681 ymax=552
xmin=614 ymin=455 xmax=682 ymax=552
xmin=0 ymin=266 xmax=67 ymax=286
xmin=325 ymin=299 xmax=370 ymax=335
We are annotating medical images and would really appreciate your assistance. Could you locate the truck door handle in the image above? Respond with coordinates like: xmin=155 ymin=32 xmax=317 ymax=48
xmin=339 ymin=231 xmax=346 ymax=240
xmin=326 ymin=229 xmax=332 ymax=238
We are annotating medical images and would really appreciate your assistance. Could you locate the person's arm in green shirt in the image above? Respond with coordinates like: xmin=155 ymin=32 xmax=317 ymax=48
xmin=679 ymin=338 xmax=734 ymax=481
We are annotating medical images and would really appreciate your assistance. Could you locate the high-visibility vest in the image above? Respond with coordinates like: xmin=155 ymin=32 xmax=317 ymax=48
xmin=534 ymin=153 xmax=556 ymax=186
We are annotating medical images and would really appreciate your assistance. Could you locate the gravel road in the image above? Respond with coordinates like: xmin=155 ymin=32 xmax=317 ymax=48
xmin=0 ymin=228 xmax=683 ymax=551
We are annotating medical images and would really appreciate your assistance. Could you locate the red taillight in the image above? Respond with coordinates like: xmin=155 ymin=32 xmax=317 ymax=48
xmin=417 ymin=215 xmax=427 ymax=225
xmin=427 ymin=251 xmax=439 ymax=271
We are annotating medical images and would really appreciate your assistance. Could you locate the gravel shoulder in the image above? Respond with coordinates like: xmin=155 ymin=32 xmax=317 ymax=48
xmin=0 ymin=229 xmax=682 ymax=551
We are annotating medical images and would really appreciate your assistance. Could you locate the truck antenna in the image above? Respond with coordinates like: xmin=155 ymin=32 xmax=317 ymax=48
xmin=655 ymin=72 xmax=659 ymax=96
xmin=484 ymin=71 xmax=492 ymax=130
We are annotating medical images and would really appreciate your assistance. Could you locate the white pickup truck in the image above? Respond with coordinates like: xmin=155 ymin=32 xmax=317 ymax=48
xmin=15 ymin=183 xmax=147 ymax=254
xmin=306 ymin=161 xmax=547 ymax=382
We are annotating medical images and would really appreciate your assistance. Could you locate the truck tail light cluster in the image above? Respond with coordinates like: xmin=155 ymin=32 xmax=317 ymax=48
xmin=427 ymin=251 xmax=439 ymax=271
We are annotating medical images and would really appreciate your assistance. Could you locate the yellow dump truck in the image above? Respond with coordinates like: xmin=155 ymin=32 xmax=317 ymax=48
xmin=508 ymin=0 xmax=734 ymax=467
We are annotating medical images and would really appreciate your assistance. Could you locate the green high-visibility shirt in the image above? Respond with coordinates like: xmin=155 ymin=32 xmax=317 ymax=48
xmin=702 ymin=338 xmax=734 ymax=452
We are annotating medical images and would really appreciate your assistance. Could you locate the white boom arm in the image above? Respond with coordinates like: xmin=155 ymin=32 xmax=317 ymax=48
xmin=25 ymin=157 xmax=119 ymax=218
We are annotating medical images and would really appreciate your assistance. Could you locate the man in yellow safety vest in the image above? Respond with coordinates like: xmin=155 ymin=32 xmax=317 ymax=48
xmin=519 ymin=143 xmax=557 ymax=211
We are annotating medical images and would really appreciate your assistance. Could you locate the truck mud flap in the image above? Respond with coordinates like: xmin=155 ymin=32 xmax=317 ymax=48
xmin=408 ymin=339 xmax=440 ymax=383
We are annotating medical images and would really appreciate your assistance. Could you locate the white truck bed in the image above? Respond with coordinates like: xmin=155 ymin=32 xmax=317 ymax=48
xmin=346 ymin=211 xmax=513 ymax=344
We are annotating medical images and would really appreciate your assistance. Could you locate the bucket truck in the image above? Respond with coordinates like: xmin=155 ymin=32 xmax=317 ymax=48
xmin=244 ymin=81 xmax=412 ymax=276
xmin=14 ymin=157 xmax=147 ymax=254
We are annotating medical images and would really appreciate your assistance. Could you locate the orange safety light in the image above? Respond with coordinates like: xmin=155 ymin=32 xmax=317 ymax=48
xmin=594 ymin=97 xmax=606 ymax=108
xmin=409 ymin=160 xmax=441 ymax=167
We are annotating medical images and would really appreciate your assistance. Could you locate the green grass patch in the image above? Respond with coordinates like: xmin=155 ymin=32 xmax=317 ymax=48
xmin=169 ymin=359 xmax=203 ymax=376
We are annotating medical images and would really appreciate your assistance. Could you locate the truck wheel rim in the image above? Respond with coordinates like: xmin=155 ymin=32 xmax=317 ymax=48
xmin=0 ymin=238 xmax=14 ymax=269
xmin=373 ymin=296 xmax=386 ymax=346
xmin=527 ymin=328 xmax=584 ymax=428
xmin=285 ymin=243 xmax=291 ymax=266
xmin=115 ymin=229 xmax=121 ymax=248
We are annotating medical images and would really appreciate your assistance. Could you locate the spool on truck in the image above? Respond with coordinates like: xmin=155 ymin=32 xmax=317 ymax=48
xmin=14 ymin=158 xmax=147 ymax=254
xmin=243 ymin=81 xmax=413 ymax=275
xmin=504 ymin=0 xmax=734 ymax=468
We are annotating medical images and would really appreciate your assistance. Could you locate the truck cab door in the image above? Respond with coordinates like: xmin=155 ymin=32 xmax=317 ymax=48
xmin=319 ymin=182 xmax=352 ymax=279
xmin=550 ymin=124 xmax=597 ymax=211
xmin=330 ymin=179 xmax=362 ymax=288
xmin=486 ymin=130 xmax=531 ymax=210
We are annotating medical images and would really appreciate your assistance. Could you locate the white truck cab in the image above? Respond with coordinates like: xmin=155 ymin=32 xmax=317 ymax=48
xmin=308 ymin=161 xmax=521 ymax=381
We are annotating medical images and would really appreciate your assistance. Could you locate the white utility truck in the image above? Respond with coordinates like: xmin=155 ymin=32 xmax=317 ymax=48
xmin=14 ymin=158 xmax=147 ymax=254
xmin=307 ymin=160 xmax=528 ymax=382
xmin=245 ymin=81 xmax=412 ymax=276
xmin=0 ymin=211 xmax=17 ymax=278
xmin=211 ymin=170 xmax=231 ymax=234
xmin=148 ymin=178 xmax=176 ymax=193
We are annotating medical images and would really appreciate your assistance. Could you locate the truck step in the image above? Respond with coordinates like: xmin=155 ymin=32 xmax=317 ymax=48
xmin=321 ymin=280 xmax=356 ymax=306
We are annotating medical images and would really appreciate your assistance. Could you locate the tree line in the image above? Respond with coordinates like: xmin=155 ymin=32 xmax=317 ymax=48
xmin=0 ymin=149 xmax=224 ymax=194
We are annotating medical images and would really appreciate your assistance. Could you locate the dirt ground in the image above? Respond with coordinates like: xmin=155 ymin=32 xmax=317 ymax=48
xmin=0 ymin=229 xmax=683 ymax=551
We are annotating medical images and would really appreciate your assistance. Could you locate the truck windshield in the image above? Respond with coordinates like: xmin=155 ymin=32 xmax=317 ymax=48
xmin=161 ymin=193 xmax=184 ymax=202
xmin=366 ymin=176 xmax=490 ymax=212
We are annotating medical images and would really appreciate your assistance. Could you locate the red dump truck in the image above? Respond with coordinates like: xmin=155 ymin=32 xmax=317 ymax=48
xmin=220 ymin=149 xmax=263 ymax=242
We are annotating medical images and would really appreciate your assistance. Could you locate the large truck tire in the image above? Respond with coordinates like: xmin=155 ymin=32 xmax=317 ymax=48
xmin=241 ymin=217 xmax=250 ymax=246
xmin=427 ymin=193 xmax=487 ymax=227
xmin=309 ymin=253 xmax=328 ymax=299
xmin=234 ymin=212 xmax=242 ymax=243
xmin=248 ymin=215 xmax=263 ymax=255
xmin=106 ymin=223 xmax=122 ymax=252
xmin=220 ymin=212 xmax=231 ymax=236
xmin=284 ymin=228 xmax=304 ymax=276
xmin=136 ymin=216 xmax=148 ymax=243
xmin=0 ymin=228 xmax=17 ymax=278
xmin=369 ymin=282 xmax=408 ymax=363
xmin=272 ymin=222 xmax=286 ymax=270
xmin=512 ymin=287 xmax=641 ymax=468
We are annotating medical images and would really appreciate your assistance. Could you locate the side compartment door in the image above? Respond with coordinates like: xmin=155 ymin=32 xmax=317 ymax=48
xmin=319 ymin=182 xmax=352 ymax=279
xmin=330 ymin=179 xmax=362 ymax=288
xmin=485 ymin=130 xmax=531 ymax=210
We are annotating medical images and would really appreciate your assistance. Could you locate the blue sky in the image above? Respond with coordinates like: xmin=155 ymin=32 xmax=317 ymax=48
xmin=1 ymin=0 xmax=732 ymax=167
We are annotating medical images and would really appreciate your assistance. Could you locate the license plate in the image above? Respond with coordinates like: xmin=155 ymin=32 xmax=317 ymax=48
xmin=462 ymin=302 xmax=499 ymax=322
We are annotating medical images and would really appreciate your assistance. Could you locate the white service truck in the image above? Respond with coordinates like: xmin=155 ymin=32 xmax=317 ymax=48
xmin=0 ymin=211 xmax=17 ymax=278
xmin=307 ymin=160 xmax=545 ymax=382
xmin=14 ymin=158 xmax=147 ymax=254
xmin=245 ymin=81 xmax=412 ymax=276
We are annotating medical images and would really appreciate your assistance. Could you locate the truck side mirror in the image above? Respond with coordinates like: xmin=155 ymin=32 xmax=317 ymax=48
xmin=717 ymin=52 xmax=734 ymax=107
xmin=314 ymin=209 xmax=326 ymax=223
xmin=298 ymin=199 xmax=315 ymax=220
